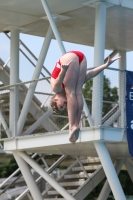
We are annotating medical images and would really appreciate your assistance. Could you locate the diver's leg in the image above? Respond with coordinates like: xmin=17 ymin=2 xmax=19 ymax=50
xmin=74 ymin=58 xmax=87 ymax=141
xmin=60 ymin=53 xmax=80 ymax=143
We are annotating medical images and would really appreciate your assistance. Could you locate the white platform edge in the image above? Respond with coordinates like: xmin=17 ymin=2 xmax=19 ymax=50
xmin=3 ymin=126 xmax=126 ymax=151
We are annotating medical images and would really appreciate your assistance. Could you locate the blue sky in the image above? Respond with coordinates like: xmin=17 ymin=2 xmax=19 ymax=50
xmin=0 ymin=32 xmax=132 ymax=104
xmin=19 ymin=33 xmax=133 ymax=88
xmin=20 ymin=33 xmax=133 ymax=73
xmin=0 ymin=32 xmax=132 ymax=88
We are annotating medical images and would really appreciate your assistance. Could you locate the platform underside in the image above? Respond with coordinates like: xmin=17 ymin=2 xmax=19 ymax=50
xmin=3 ymin=127 xmax=129 ymax=158
xmin=0 ymin=0 xmax=133 ymax=51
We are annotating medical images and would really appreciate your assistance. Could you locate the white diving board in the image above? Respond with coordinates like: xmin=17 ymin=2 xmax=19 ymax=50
xmin=3 ymin=126 xmax=129 ymax=158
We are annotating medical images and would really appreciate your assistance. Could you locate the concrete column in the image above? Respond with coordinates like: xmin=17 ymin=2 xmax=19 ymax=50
xmin=10 ymin=29 xmax=19 ymax=137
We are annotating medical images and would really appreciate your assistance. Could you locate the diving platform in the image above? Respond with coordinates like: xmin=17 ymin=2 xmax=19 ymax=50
xmin=3 ymin=126 xmax=128 ymax=157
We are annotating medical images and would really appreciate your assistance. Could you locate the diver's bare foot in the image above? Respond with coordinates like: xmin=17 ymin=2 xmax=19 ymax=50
xmin=74 ymin=128 xmax=80 ymax=142
xmin=69 ymin=126 xmax=80 ymax=144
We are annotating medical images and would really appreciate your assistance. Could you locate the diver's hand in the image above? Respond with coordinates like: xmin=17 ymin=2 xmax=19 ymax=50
xmin=61 ymin=61 xmax=73 ymax=71
xmin=106 ymin=56 xmax=121 ymax=67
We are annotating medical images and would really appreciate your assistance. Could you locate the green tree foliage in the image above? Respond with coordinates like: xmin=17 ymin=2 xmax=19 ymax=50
xmin=82 ymin=75 xmax=118 ymax=116
xmin=51 ymin=109 xmax=68 ymax=129
xmin=0 ymin=158 xmax=18 ymax=178
xmin=52 ymin=75 xmax=118 ymax=129
xmin=119 ymin=171 xmax=133 ymax=195
xmin=84 ymin=171 xmax=133 ymax=200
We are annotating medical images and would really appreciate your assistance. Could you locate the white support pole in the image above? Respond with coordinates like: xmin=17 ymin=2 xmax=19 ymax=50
xmin=3 ymin=57 xmax=11 ymax=69
xmin=103 ymin=109 xmax=121 ymax=126
xmin=118 ymin=51 xmax=126 ymax=128
xmin=83 ymin=96 xmax=94 ymax=126
xmin=92 ymin=2 xmax=106 ymax=125
xmin=10 ymin=29 xmax=19 ymax=137
xmin=61 ymin=123 xmax=69 ymax=130
xmin=17 ymin=151 xmax=76 ymax=200
xmin=0 ymin=168 xmax=20 ymax=189
xmin=27 ymin=193 xmax=33 ymax=200
xmin=17 ymin=26 xmax=53 ymax=136
xmin=104 ymin=50 xmax=118 ymax=63
xmin=127 ymin=158 xmax=133 ymax=166
xmin=94 ymin=142 xmax=126 ymax=200
xmin=125 ymin=159 xmax=133 ymax=182
xmin=41 ymin=0 xmax=66 ymax=54
xmin=42 ymin=0 xmax=94 ymax=125
xmin=41 ymin=0 xmax=94 ymax=126
xmin=41 ymin=156 xmax=49 ymax=169
xmin=98 ymin=159 xmax=124 ymax=200
xmin=15 ymin=155 xmax=67 ymax=200
xmin=0 ymin=110 xmax=10 ymax=137
xmin=23 ymin=108 xmax=53 ymax=135
xmin=92 ymin=4 xmax=125 ymax=199
xmin=0 ymin=153 xmax=37 ymax=189
xmin=84 ymin=50 xmax=118 ymax=127
xmin=13 ymin=152 xmax=43 ymax=200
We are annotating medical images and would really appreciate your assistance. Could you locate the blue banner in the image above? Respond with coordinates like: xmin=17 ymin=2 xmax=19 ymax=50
xmin=126 ymin=71 xmax=133 ymax=156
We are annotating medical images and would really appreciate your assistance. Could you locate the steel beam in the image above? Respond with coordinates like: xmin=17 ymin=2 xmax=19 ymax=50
xmin=23 ymin=107 xmax=53 ymax=135
xmin=92 ymin=2 xmax=106 ymax=125
xmin=85 ymin=50 xmax=118 ymax=127
xmin=41 ymin=0 xmax=94 ymax=126
xmin=41 ymin=0 xmax=66 ymax=54
xmin=17 ymin=26 xmax=53 ymax=135
xmin=118 ymin=51 xmax=126 ymax=128
xmin=0 ymin=110 xmax=10 ymax=137
xmin=103 ymin=109 xmax=121 ymax=126
xmin=10 ymin=29 xmax=19 ymax=137
xmin=17 ymin=151 xmax=76 ymax=200
xmin=13 ymin=152 xmax=43 ymax=200
xmin=15 ymin=155 xmax=67 ymax=200
xmin=125 ymin=159 xmax=133 ymax=182
xmin=92 ymin=4 xmax=126 ymax=199
xmin=27 ymin=193 xmax=34 ymax=200
xmin=0 ymin=153 xmax=37 ymax=189
xmin=127 ymin=158 xmax=133 ymax=166
xmin=98 ymin=159 xmax=124 ymax=200
xmin=94 ymin=142 xmax=126 ymax=200
xmin=83 ymin=96 xmax=94 ymax=126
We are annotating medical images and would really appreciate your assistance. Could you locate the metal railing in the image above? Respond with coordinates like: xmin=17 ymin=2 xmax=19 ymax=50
xmin=5 ymin=33 xmax=51 ymax=79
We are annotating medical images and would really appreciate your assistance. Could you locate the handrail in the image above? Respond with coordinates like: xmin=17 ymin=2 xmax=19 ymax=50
xmin=0 ymin=77 xmax=50 ymax=91
xmin=87 ymin=50 xmax=125 ymax=72
xmin=0 ymin=174 xmax=22 ymax=195
xmin=4 ymin=33 xmax=51 ymax=77
xmin=102 ymin=104 xmax=119 ymax=124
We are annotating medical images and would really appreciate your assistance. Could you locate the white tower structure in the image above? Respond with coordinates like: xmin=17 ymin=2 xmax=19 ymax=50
xmin=0 ymin=0 xmax=132 ymax=200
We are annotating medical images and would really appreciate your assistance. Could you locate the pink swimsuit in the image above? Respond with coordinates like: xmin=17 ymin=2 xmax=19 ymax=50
xmin=51 ymin=51 xmax=85 ymax=88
